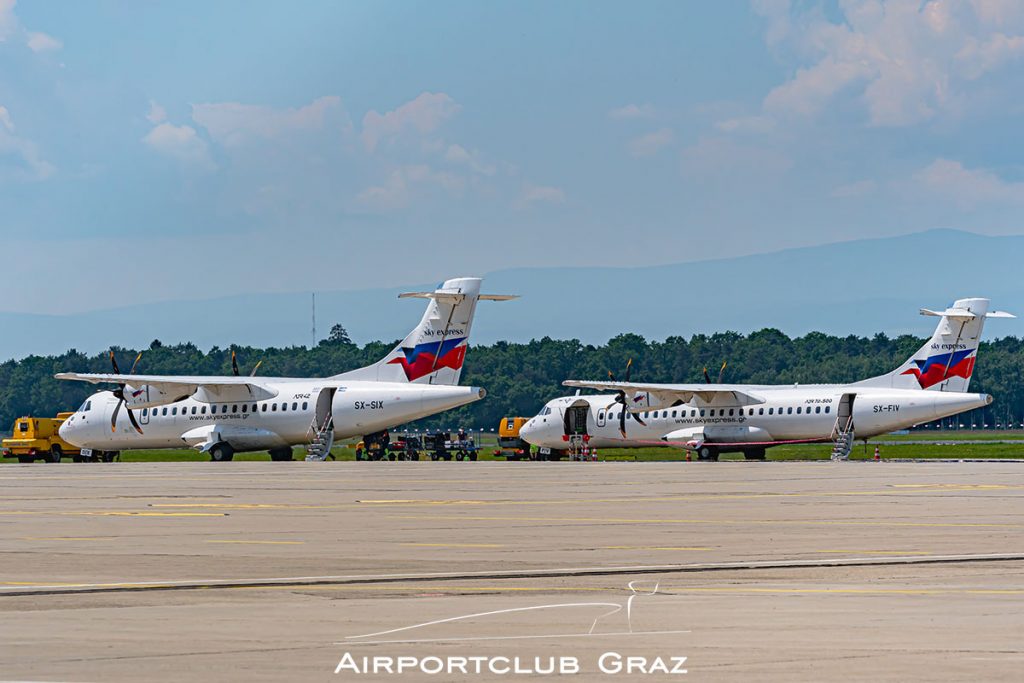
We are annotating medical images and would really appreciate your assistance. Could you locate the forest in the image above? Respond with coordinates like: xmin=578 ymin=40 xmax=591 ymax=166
xmin=2 ymin=328 xmax=1023 ymax=432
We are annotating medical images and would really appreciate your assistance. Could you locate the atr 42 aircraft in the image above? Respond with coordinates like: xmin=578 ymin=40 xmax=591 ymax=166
xmin=520 ymin=298 xmax=1012 ymax=460
xmin=56 ymin=277 xmax=514 ymax=461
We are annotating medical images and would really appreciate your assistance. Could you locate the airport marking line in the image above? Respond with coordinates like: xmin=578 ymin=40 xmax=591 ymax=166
xmin=135 ymin=485 xmax=1024 ymax=511
xmin=2 ymin=552 xmax=1022 ymax=597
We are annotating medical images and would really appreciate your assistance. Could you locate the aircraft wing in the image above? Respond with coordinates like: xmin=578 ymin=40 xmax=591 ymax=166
xmin=562 ymin=380 xmax=767 ymax=407
xmin=54 ymin=372 xmax=279 ymax=402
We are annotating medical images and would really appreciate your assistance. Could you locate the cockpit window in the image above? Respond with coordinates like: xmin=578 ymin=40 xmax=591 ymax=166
xmin=78 ymin=400 xmax=92 ymax=412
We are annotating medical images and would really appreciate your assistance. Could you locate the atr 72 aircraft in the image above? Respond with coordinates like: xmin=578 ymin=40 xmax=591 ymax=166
xmin=56 ymin=277 xmax=514 ymax=461
xmin=520 ymin=298 xmax=1012 ymax=460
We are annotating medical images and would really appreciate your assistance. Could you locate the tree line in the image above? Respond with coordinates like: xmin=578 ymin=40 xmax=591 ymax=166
xmin=2 ymin=329 xmax=1022 ymax=434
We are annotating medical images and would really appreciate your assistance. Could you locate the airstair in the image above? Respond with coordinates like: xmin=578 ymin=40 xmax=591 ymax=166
xmin=305 ymin=416 xmax=335 ymax=461
xmin=830 ymin=393 xmax=856 ymax=461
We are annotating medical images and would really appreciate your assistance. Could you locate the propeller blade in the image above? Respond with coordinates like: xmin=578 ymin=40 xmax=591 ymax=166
xmin=110 ymin=398 xmax=122 ymax=433
xmin=110 ymin=351 xmax=121 ymax=374
xmin=718 ymin=361 xmax=727 ymax=384
xmin=607 ymin=370 xmax=616 ymax=381
xmin=625 ymin=358 xmax=633 ymax=382
xmin=619 ymin=404 xmax=627 ymax=437
xmin=703 ymin=367 xmax=712 ymax=384
xmin=231 ymin=351 xmax=240 ymax=376
xmin=634 ymin=409 xmax=647 ymax=427
xmin=250 ymin=359 xmax=263 ymax=377
xmin=129 ymin=352 xmax=143 ymax=374
xmin=126 ymin=407 xmax=144 ymax=435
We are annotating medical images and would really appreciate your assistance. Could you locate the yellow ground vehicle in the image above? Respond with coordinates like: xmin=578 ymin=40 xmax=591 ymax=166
xmin=494 ymin=417 xmax=534 ymax=460
xmin=2 ymin=413 xmax=84 ymax=463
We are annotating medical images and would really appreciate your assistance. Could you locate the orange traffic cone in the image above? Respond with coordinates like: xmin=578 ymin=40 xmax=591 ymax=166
xmin=685 ymin=451 xmax=691 ymax=461
xmin=873 ymin=445 xmax=880 ymax=461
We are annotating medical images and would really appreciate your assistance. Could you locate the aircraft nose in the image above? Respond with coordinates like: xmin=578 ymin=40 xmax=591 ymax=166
xmin=519 ymin=418 xmax=543 ymax=445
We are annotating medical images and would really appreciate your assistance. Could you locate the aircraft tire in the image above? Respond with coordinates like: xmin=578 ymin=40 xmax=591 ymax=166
xmin=48 ymin=445 xmax=62 ymax=463
xmin=697 ymin=446 xmax=719 ymax=462
xmin=210 ymin=443 xmax=235 ymax=462
xmin=269 ymin=448 xmax=292 ymax=462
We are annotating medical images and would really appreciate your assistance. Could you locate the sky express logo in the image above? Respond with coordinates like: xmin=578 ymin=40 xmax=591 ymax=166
xmin=388 ymin=337 xmax=467 ymax=381
xmin=901 ymin=349 xmax=975 ymax=388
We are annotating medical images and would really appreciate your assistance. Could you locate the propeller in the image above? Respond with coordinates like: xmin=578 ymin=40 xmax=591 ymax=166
xmin=109 ymin=351 xmax=144 ymax=434
xmin=231 ymin=350 xmax=263 ymax=376
xmin=703 ymin=361 xmax=727 ymax=384
xmin=606 ymin=358 xmax=645 ymax=437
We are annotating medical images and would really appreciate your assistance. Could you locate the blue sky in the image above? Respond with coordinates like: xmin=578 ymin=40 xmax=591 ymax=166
xmin=2 ymin=0 xmax=1023 ymax=315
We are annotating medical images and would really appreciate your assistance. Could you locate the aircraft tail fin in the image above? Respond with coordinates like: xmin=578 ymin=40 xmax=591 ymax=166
xmin=854 ymin=298 xmax=1013 ymax=392
xmin=333 ymin=277 xmax=516 ymax=385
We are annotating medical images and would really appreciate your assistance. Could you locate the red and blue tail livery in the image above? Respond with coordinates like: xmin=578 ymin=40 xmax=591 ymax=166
xmin=388 ymin=337 xmax=468 ymax=382
xmin=901 ymin=349 xmax=975 ymax=389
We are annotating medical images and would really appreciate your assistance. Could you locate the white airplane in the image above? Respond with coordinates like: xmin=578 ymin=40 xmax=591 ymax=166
xmin=520 ymin=298 xmax=1012 ymax=460
xmin=56 ymin=277 xmax=515 ymax=461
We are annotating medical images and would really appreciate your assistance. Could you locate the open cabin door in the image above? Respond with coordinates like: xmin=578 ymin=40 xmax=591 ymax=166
xmin=314 ymin=387 xmax=335 ymax=431
xmin=563 ymin=400 xmax=590 ymax=437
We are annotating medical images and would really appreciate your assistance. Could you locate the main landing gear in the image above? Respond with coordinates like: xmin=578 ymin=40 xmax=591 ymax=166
xmin=209 ymin=442 xmax=235 ymax=462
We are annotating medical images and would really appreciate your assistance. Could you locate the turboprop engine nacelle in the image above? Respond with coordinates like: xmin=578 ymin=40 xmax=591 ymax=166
xmin=121 ymin=383 xmax=192 ymax=409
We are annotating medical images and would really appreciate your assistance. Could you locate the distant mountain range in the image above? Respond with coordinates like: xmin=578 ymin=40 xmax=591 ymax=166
xmin=2 ymin=229 xmax=1022 ymax=362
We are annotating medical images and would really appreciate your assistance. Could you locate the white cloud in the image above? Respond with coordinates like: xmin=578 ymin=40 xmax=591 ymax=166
xmin=26 ymin=30 xmax=61 ymax=52
xmin=515 ymin=182 xmax=565 ymax=209
xmin=146 ymin=101 xmax=167 ymax=124
xmin=355 ymin=164 xmax=466 ymax=212
xmin=608 ymin=103 xmax=656 ymax=120
xmin=193 ymin=96 xmax=348 ymax=147
xmin=758 ymin=0 xmax=1024 ymax=127
xmin=142 ymin=122 xmax=214 ymax=169
xmin=444 ymin=143 xmax=496 ymax=175
xmin=626 ymin=128 xmax=675 ymax=157
xmin=910 ymin=158 xmax=1024 ymax=207
xmin=0 ymin=104 xmax=55 ymax=180
xmin=0 ymin=0 xmax=17 ymax=41
xmin=361 ymin=92 xmax=460 ymax=152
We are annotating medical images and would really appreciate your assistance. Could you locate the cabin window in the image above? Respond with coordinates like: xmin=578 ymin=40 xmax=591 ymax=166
xmin=201 ymin=406 xmax=207 ymax=415
xmin=242 ymin=404 xmax=248 ymax=413
xmin=302 ymin=402 xmax=308 ymax=411
xmin=815 ymin=406 xmax=821 ymax=414
xmin=598 ymin=410 xmax=605 ymax=420
xmin=229 ymin=404 xmax=236 ymax=413
xmin=690 ymin=410 xmax=696 ymax=417
xmin=671 ymin=410 xmax=677 ymax=418
xmin=796 ymin=407 xmax=802 ymax=414
xmin=787 ymin=407 xmax=793 ymax=415
xmin=282 ymin=403 xmax=288 ymax=412
xmin=292 ymin=402 xmax=298 ymax=411
xmin=142 ymin=408 xmax=148 ymax=417
xmin=758 ymin=408 xmax=764 ymax=415
xmin=768 ymin=408 xmax=774 ymax=415
xmin=825 ymin=406 xmax=831 ymax=414
xmin=729 ymin=408 xmax=735 ymax=416
xmin=700 ymin=409 xmax=706 ymax=417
